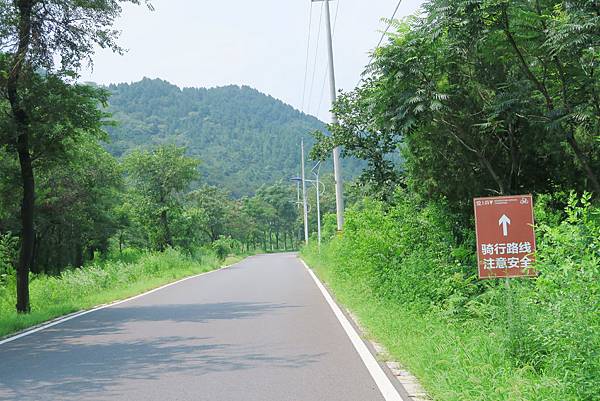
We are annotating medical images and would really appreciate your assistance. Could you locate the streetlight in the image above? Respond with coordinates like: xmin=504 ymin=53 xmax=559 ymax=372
xmin=311 ymin=161 xmax=322 ymax=248
xmin=292 ymin=140 xmax=310 ymax=245
xmin=311 ymin=0 xmax=344 ymax=231
xmin=290 ymin=175 xmax=307 ymax=246
xmin=291 ymin=162 xmax=324 ymax=248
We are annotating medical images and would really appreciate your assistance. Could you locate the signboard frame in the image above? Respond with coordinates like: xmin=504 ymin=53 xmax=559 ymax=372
xmin=473 ymin=194 xmax=537 ymax=280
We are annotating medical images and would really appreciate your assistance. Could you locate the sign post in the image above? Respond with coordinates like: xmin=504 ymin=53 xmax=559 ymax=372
xmin=474 ymin=194 xmax=537 ymax=279
xmin=474 ymin=194 xmax=537 ymax=352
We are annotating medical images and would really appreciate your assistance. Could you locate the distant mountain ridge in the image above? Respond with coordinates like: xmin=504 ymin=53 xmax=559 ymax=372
xmin=104 ymin=78 xmax=361 ymax=196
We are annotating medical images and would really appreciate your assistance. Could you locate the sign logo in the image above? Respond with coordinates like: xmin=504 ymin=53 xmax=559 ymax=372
xmin=473 ymin=195 xmax=537 ymax=279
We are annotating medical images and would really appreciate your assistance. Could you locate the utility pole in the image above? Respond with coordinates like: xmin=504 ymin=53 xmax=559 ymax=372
xmin=313 ymin=0 xmax=344 ymax=230
xmin=301 ymin=140 xmax=310 ymax=245
xmin=312 ymin=162 xmax=322 ymax=248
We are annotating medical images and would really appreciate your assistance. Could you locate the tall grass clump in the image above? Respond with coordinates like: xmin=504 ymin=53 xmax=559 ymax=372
xmin=0 ymin=247 xmax=239 ymax=337
xmin=302 ymin=190 xmax=599 ymax=401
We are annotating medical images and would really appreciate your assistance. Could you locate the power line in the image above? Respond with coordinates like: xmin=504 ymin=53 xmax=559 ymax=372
xmin=300 ymin=3 xmax=314 ymax=113
xmin=306 ymin=2 xmax=324 ymax=116
xmin=358 ymin=0 xmax=403 ymax=87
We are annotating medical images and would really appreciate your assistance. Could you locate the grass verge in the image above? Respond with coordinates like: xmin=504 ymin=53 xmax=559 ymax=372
xmin=301 ymin=250 xmax=576 ymax=401
xmin=0 ymin=248 xmax=250 ymax=338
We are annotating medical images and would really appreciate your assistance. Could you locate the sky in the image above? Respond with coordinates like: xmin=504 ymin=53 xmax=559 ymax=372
xmin=80 ymin=0 xmax=425 ymax=122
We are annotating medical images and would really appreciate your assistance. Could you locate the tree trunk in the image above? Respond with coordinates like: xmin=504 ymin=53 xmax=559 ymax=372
xmin=565 ymin=132 xmax=600 ymax=195
xmin=74 ymin=243 xmax=84 ymax=268
xmin=160 ymin=209 xmax=173 ymax=250
xmin=16 ymin=139 xmax=34 ymax=313
xmin=31 ymin=232 xmax=40 ymax=274
xmin=8 ymin=0 xmax=35 ymax=313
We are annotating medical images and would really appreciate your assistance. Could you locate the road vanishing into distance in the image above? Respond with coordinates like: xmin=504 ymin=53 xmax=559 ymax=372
xmin=0 ymin=253 xmax=406 ymax=401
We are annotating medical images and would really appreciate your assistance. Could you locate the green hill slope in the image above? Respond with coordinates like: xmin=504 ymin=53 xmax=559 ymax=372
xmin=104 ymin=78 xmax=361 ymax=196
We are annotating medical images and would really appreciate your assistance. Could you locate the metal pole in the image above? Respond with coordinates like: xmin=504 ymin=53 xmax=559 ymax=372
xmin=323 ymin=0 xmax=344 ymax=231
xmin=301 ymin=140 xmax=309 ymax=245
xmin=315 ymin=173 xmax=322 ymax=248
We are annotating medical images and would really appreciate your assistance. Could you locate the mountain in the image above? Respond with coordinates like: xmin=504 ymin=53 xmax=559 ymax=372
xmin=104 ymin=78 xmax=362 ymax=196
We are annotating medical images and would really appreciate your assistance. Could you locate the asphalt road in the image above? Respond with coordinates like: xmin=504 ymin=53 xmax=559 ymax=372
xmin=0 ymin=253 xmax=396 ymax=401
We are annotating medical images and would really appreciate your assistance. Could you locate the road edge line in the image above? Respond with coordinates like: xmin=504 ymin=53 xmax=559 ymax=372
xmin=300 ymin=258 xmax=405 ymax=401
xmin=0 ymin=259 xmax=244 ymax=346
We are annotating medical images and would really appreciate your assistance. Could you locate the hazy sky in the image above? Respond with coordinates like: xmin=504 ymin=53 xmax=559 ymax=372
xmin=80 ymin=0 xmax=425 ymax=122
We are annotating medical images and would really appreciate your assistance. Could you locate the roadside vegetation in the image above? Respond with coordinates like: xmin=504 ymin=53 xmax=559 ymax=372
xmin=0 ymin=248 xmax=247 ymax=338
xmin=303 ymin=193 xmax=599 ymax=401
xmin=306 ymin=1 xmax=600 ymax=400
xmin=0 ymin=1 xmax=301 ymax=333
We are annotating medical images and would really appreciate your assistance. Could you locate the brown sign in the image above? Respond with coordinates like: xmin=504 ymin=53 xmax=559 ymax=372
xmin=474 ymin=195 xmax=537 ymax=279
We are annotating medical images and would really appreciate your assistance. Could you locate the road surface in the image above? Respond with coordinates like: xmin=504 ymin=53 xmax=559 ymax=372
xmin=0 ymin=253 xmax=402 ymax=401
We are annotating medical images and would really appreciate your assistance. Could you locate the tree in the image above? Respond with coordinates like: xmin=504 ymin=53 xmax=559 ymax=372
xmin=187 ymin=185 xmax=234 ymax=242
xmin=0 ymin=61 xmax=115 ymax=311
xmin=0 ymin=0 xmax=151 ymax=312
xmin=124 ymin=144 xmax=199 ymax=251
xmin=103 ymin=78 xmax=365 ymax=197
xmin=314 ymin=1 xmax=600 ymax=215
xmin=34 ymin=140 xmax=123 ymax=272
xmin=255 ymin=183 xmax=298 ymax=250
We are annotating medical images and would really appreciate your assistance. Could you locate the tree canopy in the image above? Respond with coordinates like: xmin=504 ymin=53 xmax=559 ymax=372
xmin=314 ymin=0 xmax=600 ymax=212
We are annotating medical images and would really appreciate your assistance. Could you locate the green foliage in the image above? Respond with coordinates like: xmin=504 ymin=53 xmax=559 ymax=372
xmin=0 ymin=0 xmax=153 ymax=312
xmin=123 ymin=144 xmax=200 ymax=251
xmin=505 ymin=193 xmax=599 ymax=399
xmin=306 ymin=3 xmax=600 ymax=397
xmin=0 ymin=0 xmax=152 ymax=74
xmin=315 ymin=0 xmax=600 ymax=210
xmin=34 ymin=140 xmax=124 ymax=272
xmin=211 ymin=236 xmax=240 ymax=260
xmin=0 ymin=247 xmax=248 ymax=337
xmin=188 ymin=185 xmax=235 ymax=242
xmin=303 ymin=194 xmax=600 ymax=400
xmin=104 ymin=78 xmax=365 ymax=196
xmin=0 ymin=232 xmax=17 ymax=277
xmin=319 ymin=191 xmax=479 ymax=310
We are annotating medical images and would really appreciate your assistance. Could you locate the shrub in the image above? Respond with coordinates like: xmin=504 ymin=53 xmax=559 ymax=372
xmin=0 ymin=232 xmax=18 ymax=278
xmin=505 ymin=193 xmax=600 ymax=400
xmin=325 ymin=191 xmax=480 ymax=311
xmin=303 ymin=190 xmax=600 ymax=400
xmin=212 ymin=236 xmax=240 ymax=260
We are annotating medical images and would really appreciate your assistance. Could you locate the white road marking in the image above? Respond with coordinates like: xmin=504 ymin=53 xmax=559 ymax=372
xmin=0 ymin=261 xmax=240 ymax=346
xmin=300 ymin=258 xmax=405 ymax=401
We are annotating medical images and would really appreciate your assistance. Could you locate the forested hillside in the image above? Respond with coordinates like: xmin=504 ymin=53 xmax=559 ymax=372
xmin=104 ymin=78 xmax=361 ymax=196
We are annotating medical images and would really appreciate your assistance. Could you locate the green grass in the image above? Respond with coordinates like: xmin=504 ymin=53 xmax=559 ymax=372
xmin=0 ymin=248 xmax=250 ymax=338
xmin=302 ymin=250 xmax=578 ymax=401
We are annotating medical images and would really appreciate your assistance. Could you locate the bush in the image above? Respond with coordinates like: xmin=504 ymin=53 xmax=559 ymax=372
xmin=0 ymin=232 xmax=18 ymax=278
xmin=212 ymin=236 xmax=240 ymax=260
xmin=303 ymin=190 xmax=600 ymax=400
xmin=324 ymin=192 xmax=480 ymax=310
xmin=505 ymin=193 xmax=600 ymax=399
xmin=0 ymin=247 xmax=228 ymax=337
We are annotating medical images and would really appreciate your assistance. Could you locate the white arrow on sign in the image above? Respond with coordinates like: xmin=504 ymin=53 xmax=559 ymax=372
xmin=499 ymin=214 xmax=511 ymax=237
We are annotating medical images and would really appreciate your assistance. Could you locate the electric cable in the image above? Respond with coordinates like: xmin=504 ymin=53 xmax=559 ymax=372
xmin=358 ymin=0 xmax=403 ymax=87
xmin=300 ymin=2 xmax=314 ymax=113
